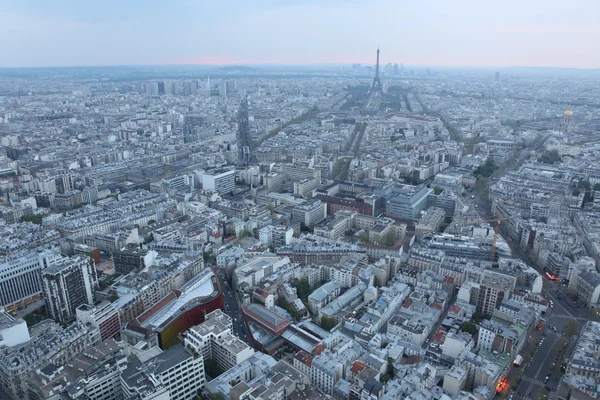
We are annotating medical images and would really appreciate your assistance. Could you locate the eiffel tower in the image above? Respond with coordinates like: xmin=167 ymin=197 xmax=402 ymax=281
xmin=370 ymin=47 xmax=383 ymax=94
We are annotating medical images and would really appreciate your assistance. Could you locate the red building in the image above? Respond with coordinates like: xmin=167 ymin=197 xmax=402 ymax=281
xmin=242 ymin=303 xmax=290 ymax=336
xmin=123 ymin=269 xmax=223 ymax=349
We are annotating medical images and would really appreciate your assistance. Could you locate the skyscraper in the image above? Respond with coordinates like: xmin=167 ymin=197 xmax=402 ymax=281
xmin=42 ymin=255 xmax=99 ymax=324
xmin=237 ymin=96 xmax=253 ymax=164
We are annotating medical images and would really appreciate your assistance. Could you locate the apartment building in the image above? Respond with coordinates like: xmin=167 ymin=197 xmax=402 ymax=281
xmin=76 ymin=301 xmax=121 ymax=342
xmin=42 ymin=255 xmax=99 ymax=324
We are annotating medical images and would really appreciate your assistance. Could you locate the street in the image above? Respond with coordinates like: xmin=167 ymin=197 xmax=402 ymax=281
xmin=470 ymin=134 xmax=587 ymax=399
xmin=214 ymin=268 xmax=251 ymax=344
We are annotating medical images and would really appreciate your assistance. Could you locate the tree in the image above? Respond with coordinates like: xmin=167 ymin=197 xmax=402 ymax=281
xmin=382 ymin=230 xmax=396 ymax=247
xmin=538 ymin=150 xmax=561 ymax=164
xmin=564 ymin=320 xmax=580 ymax=337
xmin=373 ymin=276 xmax=381 ymax=288
xmin=473 ymin=158 xmax=497 ymax=178
xmin=237 ymin=230 xmax=251 ymax=239
xmin=358 ymin=232 xmax=370 ymax=244
xmin=320 ymin=316 xmax=337 ymax=331
xmin=433 ymin=186 xmax=443 ymax=195
xmin=147 ymin=219 xmax=156 ymax=225
xmin=20 ymin=214 xmax=43 ymax=225
xmin=460 ymin=321 xmax=479 ymax=335
xmin=292 ymin=279 xmax=312 ymax=300
xmin=266 ymin=204 xmax=276 ymax=215
xmin=594 ymin=183 xmax=600 ymax=192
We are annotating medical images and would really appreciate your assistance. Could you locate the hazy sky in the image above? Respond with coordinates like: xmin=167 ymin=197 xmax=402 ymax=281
xmin=1 ymin=0 xmax=599 ymax=68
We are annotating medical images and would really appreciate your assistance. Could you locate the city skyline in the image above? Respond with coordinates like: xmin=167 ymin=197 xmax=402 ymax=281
xmin=1 ymin=0 xmax=599 ymax=69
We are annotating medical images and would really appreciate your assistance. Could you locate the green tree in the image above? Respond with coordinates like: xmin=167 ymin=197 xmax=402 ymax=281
xmin=292 ymin=279 xmax=312 ymax=300
xmin=538 ymin=150 xmax=561 ymax=164
xmin=358 ymin=232 xmax=370 ymax=243
xmin=20 ymin=214 xmax=43 ymax=225
xmin=433 ymin=186 xmax=443 ymax=195
xmin=382 ymin=230 xmax=396 ymax=247
xmin=564 ymin=320 xmax=580 ymax=337
xmin=320 ymin=316 xmax=337 ymax=331
xmin=266 ymin=204 xmax=276 ymax=215
xmin=594 ymin=183 xmax=600 ymax=191
xmin=148 ymin=219 xmax=156 ymax=225
xmin=238 ymin=230 xmax=251 ymax=239
xmin=461 ymin=321 xmax=479 ymax=335
xmin=373 ymin=276 xmax=381 ymax=288
xmin=472 ymin=158 xmax=497 ymax=178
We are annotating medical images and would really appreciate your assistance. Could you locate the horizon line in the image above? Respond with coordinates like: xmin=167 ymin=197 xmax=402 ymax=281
xmin=0 ymin=62 xmax=598 ymax=71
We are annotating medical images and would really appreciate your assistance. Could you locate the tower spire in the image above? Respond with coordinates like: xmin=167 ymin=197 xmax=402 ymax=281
xmin=370 ymin=47 xmax=382 ymax=94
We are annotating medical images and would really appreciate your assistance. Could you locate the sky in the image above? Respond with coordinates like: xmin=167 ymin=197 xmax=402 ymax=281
xmin=1 ymin=0 xmax=599 ymax=68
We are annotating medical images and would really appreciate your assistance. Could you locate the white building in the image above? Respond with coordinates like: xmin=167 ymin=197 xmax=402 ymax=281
xmin=184 ymin=309 xmax=254 ymax=372
xmin=310 ymin=351 xmax=343 ymax=395
xmin=0 ymin=249 xmax=63 ymax=311
xmin=202 ymin=169 xmax=235 ymax=195
xmin=121 ymin=345 xmax=204 ymax=400
xmin=308 ymin=281 xmax=342 ymax=315
xmin=292 ymin=200 xmax=327 ymax=228
xmin=443 ymin=365 xmax=467 ymax=395
xmin=0 ymin=308 xmax=30 ymax=347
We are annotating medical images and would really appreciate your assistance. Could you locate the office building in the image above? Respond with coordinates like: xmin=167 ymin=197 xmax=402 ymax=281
xmin=381 ymin=184 xmax=432 ymax=220
xmin=202 ymin=169 xmax=235 ymax=195
xmin=121 ymin=344 xmax=205 ymax=400
xmin=0 ymin=250 xmax=63 ymax=311
xmin=292 ymin=200 xmax=327 ymax=228
xmin=42 ymin=255 xmax=99 ymax=324
xmin=112 ymin=247 xmax=156 ymax=275
xmin=184 ymin=309 xmax=254 ymax=373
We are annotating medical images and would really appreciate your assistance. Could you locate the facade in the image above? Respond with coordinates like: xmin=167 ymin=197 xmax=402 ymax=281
xmin=0 ymin=250 xmax=63 ymax=311
xmin=310 ymin=351 xmax=343 ymax=395
xmin=202 ymin=169 xmax=235 ymax=195
xmin=569 ymin=270 xmax=600 ymax=307
xmin=292 ymin=200 xmax=327 ymax=228
xmin=76 ymin=301 xmax=121 ymax=342
xmin=42 ymin=255 xmax=99 ymax=324
xmin=112 ymin=247 xmax=156 ymax=275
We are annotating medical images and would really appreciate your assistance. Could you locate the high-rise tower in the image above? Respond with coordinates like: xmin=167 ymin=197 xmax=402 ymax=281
xmin=370 ymin=47 xmax=383 ymax=94
xmin=237 ymin=95 xmax=253 ymax=164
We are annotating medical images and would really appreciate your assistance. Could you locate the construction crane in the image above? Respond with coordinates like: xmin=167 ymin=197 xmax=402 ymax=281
xmin=456 ymin=218 xmax=506 ymax=261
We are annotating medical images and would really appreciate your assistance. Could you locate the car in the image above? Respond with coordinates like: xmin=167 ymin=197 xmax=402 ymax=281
xmin=544 ymin=376 xmax=549 ymax=384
